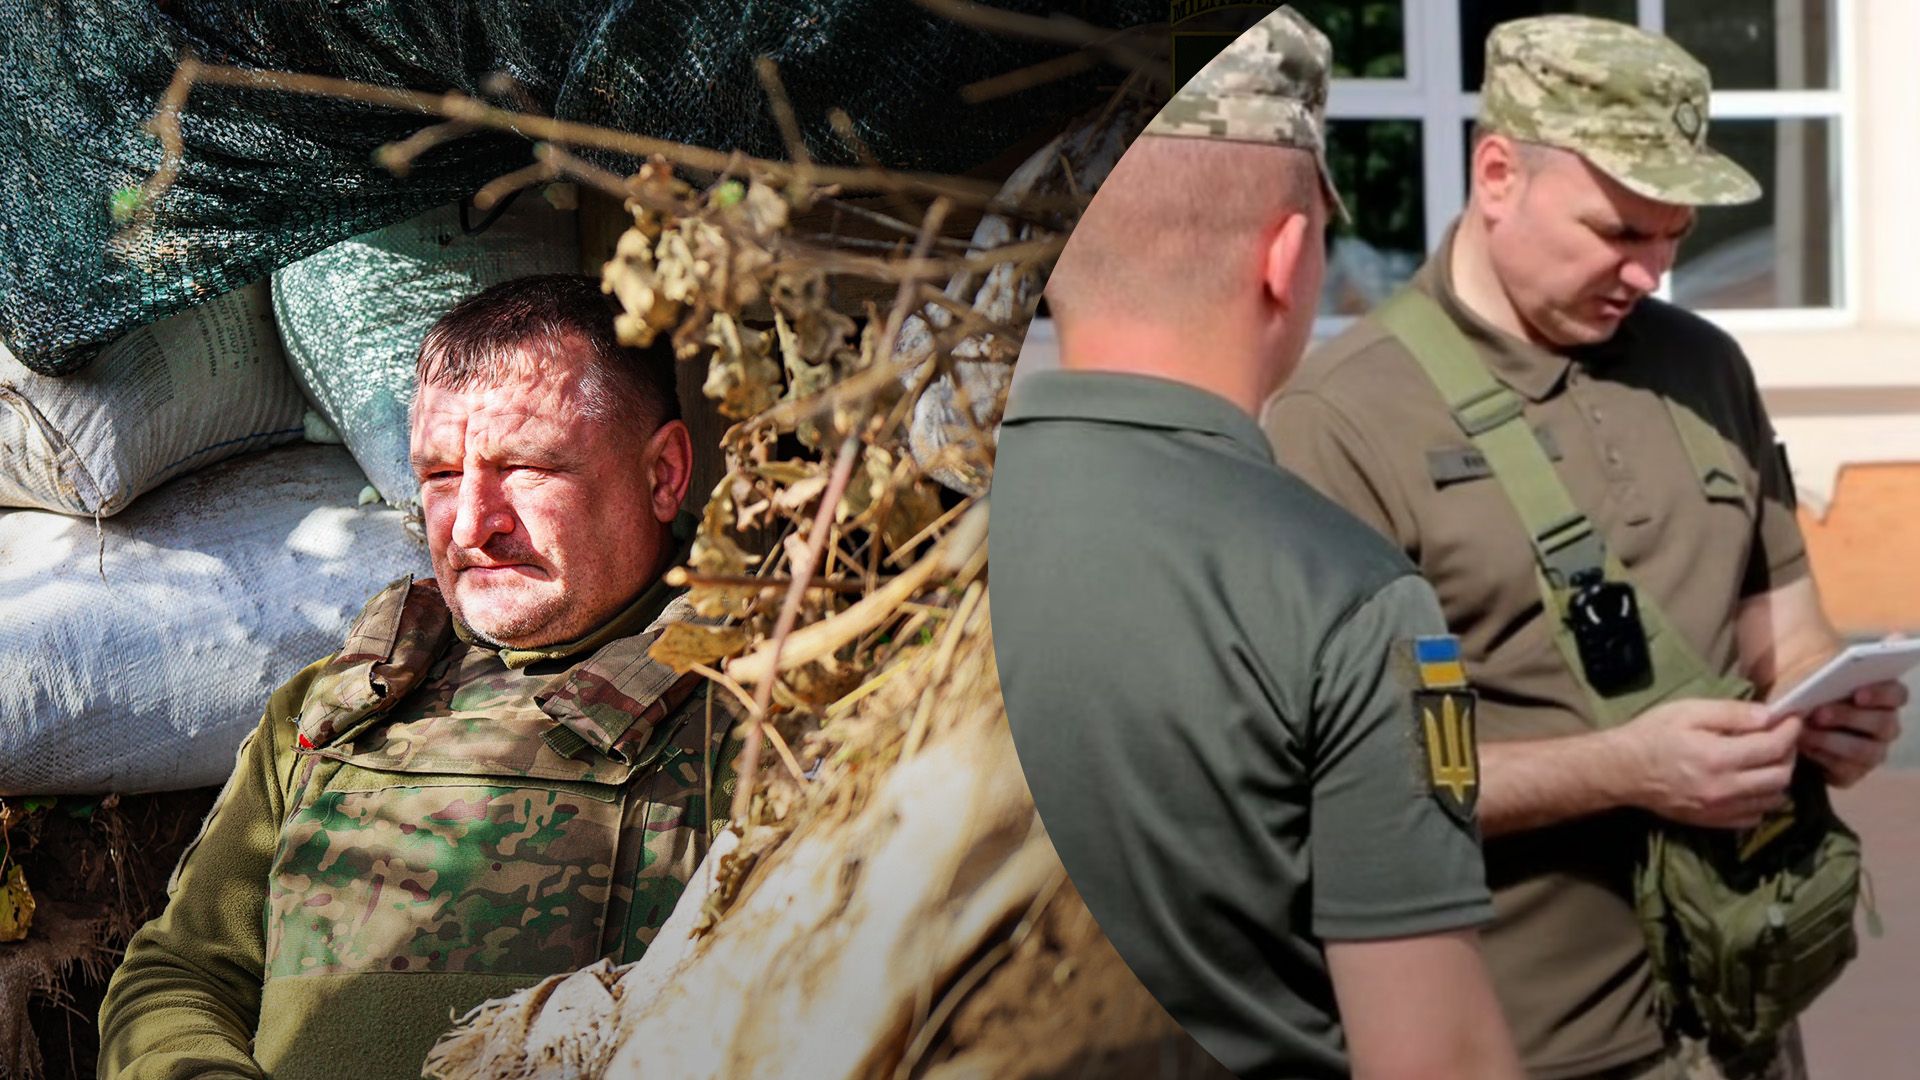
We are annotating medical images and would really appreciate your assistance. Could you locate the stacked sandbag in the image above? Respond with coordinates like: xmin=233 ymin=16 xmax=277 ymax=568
xmin=274 ymin=197 xmax=580 ymax=510
xmin=0 ymin=281 xmax=306 ymax=517
xmin=0 ymin=444 xmax=430 ymax=795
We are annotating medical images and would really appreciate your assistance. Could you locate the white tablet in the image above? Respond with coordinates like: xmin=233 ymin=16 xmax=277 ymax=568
xmin=1767 ymin=639 xmax=1920 ymax=720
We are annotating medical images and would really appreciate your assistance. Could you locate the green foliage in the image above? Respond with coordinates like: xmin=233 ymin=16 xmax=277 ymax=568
xmin=1326 ymin=119 xmax=1422 ymax=254
xmin=1292 ymin=1 xmax=1405 ymax=78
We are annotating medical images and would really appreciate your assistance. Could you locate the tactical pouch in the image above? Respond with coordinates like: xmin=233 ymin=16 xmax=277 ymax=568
xmin=1637 ymin=766 xmax=1861 ymax=1077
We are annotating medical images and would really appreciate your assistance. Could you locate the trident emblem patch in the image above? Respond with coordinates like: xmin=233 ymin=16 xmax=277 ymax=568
xmin=1409 ymin=635 xmax=1478 ymax=825
xmin=1419 ymin=691 xmax=1480 ymax=824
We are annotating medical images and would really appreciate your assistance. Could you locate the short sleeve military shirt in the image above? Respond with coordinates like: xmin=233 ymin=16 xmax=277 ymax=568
xmin=991 ymin=370 xmax=1494 ymax=1080
xmin=1266 ymin=226 xmax=1809 ymax=1077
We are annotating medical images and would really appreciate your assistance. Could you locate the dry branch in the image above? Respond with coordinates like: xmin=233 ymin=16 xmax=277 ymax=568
xmin=121 ymin=56 xmax=1004 ymax=240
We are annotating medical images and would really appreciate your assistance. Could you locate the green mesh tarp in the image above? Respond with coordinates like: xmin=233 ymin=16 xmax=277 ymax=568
xmin=1 ymin=0 xmax=1155 ymax=376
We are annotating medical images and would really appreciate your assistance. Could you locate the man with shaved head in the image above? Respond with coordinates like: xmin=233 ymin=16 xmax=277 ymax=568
xmin=992 ymin=8 xmax=1522 ymax=1078
xmin=1042 ymin=133 xmax=1326 ymax=407
xmin=1272 ymin=16 xmax=1907 ymax=1079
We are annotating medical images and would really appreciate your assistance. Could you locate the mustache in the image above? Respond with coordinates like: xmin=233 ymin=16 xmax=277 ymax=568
xmin=448 ymin=537 xmax=548 ymax=571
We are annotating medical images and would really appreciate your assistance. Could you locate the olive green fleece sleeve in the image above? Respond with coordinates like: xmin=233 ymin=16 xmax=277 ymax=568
xmin=98 ymin=660 xmax=325 ymax=1080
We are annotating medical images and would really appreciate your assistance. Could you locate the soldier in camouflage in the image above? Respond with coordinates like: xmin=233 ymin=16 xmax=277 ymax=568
xmin=99 ymin=275 xmax=745 ymax=1080
xmin=1270 ymin=15 xmax=1907 ymax=1080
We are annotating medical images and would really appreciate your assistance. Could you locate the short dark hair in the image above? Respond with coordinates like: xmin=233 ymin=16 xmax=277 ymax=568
xmin=416 ymin=274 xmax=681 ymax=433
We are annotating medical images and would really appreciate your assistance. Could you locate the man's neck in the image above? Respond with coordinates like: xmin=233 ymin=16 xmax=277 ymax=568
xmin=1449 ymin=214 xmax=1544 ymax=348
xmin=1057 ymin=317 xmax=1270 ymax=418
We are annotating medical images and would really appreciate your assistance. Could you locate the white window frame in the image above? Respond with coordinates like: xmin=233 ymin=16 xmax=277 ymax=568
xmin=1319 ymin=0 xmax=1859 ymax=334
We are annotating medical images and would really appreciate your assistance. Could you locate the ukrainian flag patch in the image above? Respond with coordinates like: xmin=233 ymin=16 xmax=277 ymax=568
xmin=1414 ymin=635 xmax=1467 ymax=690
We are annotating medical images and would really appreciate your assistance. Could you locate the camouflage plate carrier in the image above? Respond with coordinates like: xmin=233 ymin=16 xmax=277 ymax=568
xmin=264 ymin=576 xmax=742 ymax=983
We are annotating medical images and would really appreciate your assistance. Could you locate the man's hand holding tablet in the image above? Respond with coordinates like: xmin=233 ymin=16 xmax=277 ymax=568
xmin=1768 ymin=639 xmax=1919 ymax=787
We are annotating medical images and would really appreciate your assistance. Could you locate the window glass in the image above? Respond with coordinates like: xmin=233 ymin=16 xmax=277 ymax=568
xmin=1673 ymin=118 xmax=1838 ymax=309
xmin=1459 ymin=0 xmax=1635 ymax=90
xmin=1665 ymin=1 xmax=1834 ymax=91
xmin=1322 ymin=119 xmax=1425 ymax=315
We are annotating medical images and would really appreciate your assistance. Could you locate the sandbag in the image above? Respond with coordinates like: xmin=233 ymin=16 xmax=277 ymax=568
xmin=0 ymin=443 xmax=430 ymax=795
xmin=0 ymin=281 xmax=305 ymax=516
xmin=273 ymin=197 xmax=580 ymax=510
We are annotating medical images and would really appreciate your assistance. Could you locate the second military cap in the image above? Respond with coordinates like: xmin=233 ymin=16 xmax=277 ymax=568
xmin=1478 ymin=15 xmax=1761 ymax=206
xmin=1146 ymin=6 xmax=1349 ymax=220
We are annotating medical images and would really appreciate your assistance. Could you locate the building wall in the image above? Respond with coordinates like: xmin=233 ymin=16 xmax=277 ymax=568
xmin=1796 ymin=465 xmax=1920 ymax=635
xmin=1741 ymin=0 xmax=1920 ymax=634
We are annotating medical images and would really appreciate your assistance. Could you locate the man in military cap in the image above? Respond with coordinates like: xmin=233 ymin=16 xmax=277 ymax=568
xmin=99 ymin=275 xmax=743 ymax=1079
xmin=992 ymin=9 xmax=1522 ymax=1078
xmin=1271 ymin=15 xmax=1907 ymax=1079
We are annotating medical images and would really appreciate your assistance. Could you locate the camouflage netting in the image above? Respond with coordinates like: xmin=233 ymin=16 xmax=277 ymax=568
xmin=0 ymin=0 xmax=1159 ymax=376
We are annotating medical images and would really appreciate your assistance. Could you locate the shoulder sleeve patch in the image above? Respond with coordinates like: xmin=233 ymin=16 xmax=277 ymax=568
xmin=1414 ymin=688 xmax=1479 ymax=827
xmin=1398 ymin=635 xmax=1477 ymax=826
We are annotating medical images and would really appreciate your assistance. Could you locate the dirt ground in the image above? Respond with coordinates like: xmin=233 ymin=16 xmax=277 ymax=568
xmin=1 ymin=789 xmax=218 ymax=1080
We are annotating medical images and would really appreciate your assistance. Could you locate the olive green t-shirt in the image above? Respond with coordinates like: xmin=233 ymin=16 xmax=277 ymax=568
xmin=991 ymin=370 xmax=1495 ymax=1080
xmin=1267 ymin=226 xmax=1808 ymax=1079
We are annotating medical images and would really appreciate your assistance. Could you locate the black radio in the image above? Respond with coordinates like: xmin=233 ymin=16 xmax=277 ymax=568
xmin=1567 ymin=571 xmax=1652 ymax=694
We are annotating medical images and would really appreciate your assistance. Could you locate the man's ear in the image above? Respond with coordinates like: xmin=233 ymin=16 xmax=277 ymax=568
xmin=643 ymin=419 xmax=694 ymax=524
xmin=1471 ymin=134 xmax=1525 ymax=223
xmin=1261 ymin=211 xmax=1313 ymax=312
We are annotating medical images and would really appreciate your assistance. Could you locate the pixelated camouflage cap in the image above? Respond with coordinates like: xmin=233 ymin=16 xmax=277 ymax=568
xmin=1146 ymin=5 xmax=1349 ymax=221
xmin=1479 ymin=15 xmax=1761 ymax=206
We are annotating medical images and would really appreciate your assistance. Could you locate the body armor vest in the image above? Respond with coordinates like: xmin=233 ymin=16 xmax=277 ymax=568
xmin=263 ymin=577 xmax=732 ymax=983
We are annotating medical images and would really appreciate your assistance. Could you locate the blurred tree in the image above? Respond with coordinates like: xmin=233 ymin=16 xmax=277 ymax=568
xmin=1326 ymin=120 xmax=1421 ymax=256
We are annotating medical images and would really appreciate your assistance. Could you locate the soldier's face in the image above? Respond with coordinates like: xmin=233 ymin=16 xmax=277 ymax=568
xmin=411 ymin=353 xmax=690 ymax=648
xmin=1483 ymin=143 xmax=1694 ymax=347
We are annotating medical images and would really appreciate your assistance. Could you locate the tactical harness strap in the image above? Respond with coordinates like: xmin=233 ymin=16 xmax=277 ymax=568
xmin=1377 ymin=289 xmax=1752 ymax=724
xmin=296 ymin=576 xmax=456 ymax=750
xmin=538 ymin=669 xmax=705 ymax=764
